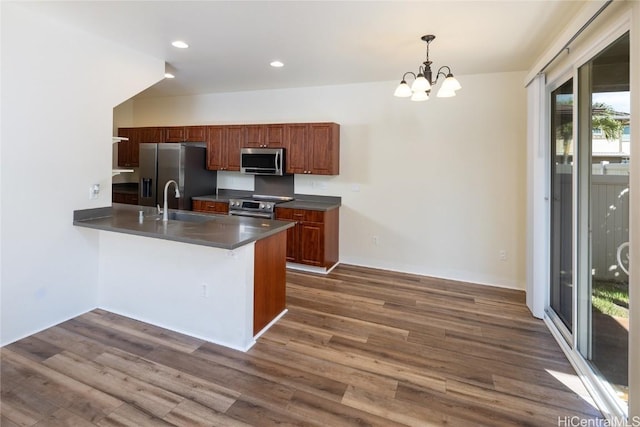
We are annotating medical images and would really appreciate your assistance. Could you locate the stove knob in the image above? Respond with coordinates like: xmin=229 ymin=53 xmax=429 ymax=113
xmin=260 ymin=203 xmax=265 ymax=209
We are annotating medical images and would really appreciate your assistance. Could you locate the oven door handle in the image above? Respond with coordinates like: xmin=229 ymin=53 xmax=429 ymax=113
xmin=229 ymin=210 xmax=274 ymax=219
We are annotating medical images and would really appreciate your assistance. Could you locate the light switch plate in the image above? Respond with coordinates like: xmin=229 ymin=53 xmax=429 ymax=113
xmin=89 ymin=184 xmax=100 ymax=199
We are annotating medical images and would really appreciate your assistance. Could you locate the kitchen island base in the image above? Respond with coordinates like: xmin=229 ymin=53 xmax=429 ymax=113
xmin=96 ymin=228 xmax=287 ymax=352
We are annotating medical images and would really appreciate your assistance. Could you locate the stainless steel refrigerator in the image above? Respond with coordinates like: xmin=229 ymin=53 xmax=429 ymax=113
xmin=139 ymin=143 xmax=217 ymax=210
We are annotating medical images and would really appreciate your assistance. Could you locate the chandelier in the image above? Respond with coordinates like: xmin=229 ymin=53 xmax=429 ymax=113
xmin=394 ymin=34 xmax=462 ymax=101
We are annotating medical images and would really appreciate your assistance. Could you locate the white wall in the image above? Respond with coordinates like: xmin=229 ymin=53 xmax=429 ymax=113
xmin=98 ymin=231 xmax=256 ymax=351
xmin=126 ymin=71 xmax=527 ymax=289
xmin=0 ymin=3 xmax=164 ymax=345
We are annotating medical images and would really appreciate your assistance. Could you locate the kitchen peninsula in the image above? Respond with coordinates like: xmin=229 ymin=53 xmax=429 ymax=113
xmin=73 ymin=203 xmax=294 ymax=351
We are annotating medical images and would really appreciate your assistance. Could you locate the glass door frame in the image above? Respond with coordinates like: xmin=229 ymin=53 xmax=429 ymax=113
xmin=543 ymin=20 xmax=631 ymax=420
xmin=546 ymin=73 xmax=578 ymax=348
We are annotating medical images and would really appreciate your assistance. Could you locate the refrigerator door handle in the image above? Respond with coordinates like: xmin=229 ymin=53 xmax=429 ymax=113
xmin=141 ymin=178 xmax=153 ymax=198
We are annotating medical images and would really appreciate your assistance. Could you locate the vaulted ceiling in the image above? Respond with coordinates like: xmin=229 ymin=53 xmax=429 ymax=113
xmin=23 ymin=1 xmax=587 ymax=98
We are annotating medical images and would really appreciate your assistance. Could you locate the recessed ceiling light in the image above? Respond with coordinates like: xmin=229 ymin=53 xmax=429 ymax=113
xmin=270 ymin=60 xmax=284 ymax=68
xmin=164 ymin=73 xmax=175 ymax=79
xmin=171 ymin=40 xmax=189 ymax=49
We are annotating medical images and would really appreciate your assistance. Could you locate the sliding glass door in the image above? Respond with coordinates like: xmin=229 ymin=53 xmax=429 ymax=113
xmin=577 ymin=32 xmax=630 ymax=407
xmin=548 ymin=31 xmax=630 ymax=413
xmin=550 ymin=79 xmax=574 ymax=334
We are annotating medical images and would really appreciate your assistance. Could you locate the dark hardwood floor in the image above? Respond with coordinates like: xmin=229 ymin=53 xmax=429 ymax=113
xmin=1 ymin=264 xmax=602 ymax=426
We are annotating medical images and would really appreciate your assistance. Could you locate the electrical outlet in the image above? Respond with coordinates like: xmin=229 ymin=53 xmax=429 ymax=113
xmin=201 ymin=283 xmax=209 ymax=298
xmin=499 ymin=250 xmax=507 ymax=261
xmin=89 ymin=184 xmax=100 ymax=200
xmin=372 ymin=235 xmax=379 ymax=246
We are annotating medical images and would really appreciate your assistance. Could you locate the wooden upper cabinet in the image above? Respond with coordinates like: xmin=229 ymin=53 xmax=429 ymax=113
xmin=245 ymin=125 xmax=265 ymax=148
xmin=164 ymin=126 xmax=184 ymax=142
xmin=225 ymin=126 xmax=244 ymax=171
xmin=185 ymin=126 xmax=207 ymax=142
xmin=309 ymin=123 xmax=339 ymax=175
xmin=116 ymin=128 xmax=135 ymax=168
xmin=206 ymin=126 xmax=225 ymax=170
xmin=285 ymin=124 xmax=308 ymax=174
xmin=164 ymin=126 xmax=206 ymax=142
xmin=245 ymin=124 xmax=286 ymax=148
xmin=285 ymin=123 xmax=339 ymax=175
xmin=120 ymin=122 xmax=339 ymax=174
xmin=265 ymin=124 xmax=285 ymax=147
xmin=116 ymin=126 xmax=164 ymax=167
xmin=206 ymin=125 xmax=243 ymax=171
xmin=138 ymin=127 xmax=165 ymax=143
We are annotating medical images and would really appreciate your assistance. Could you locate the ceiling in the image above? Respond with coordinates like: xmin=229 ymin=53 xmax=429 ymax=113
xmin=24 ymin=1 xmax=587 ymax=99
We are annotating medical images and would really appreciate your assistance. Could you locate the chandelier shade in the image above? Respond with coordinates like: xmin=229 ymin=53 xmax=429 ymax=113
xmin=411 ymin=91 xmax=429 ymax=102
xmin=394 ymin=34 xmax=461 ymax=102
xmin=393 ymin=80 xmax=413 ymax=97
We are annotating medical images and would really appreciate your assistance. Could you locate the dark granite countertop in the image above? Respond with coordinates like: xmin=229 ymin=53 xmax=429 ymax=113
xmin=279 ymin=194 xmax=341 ymax=211
xmin=193 ymin=191 xmax=341 ymax=211
xmin=192 ymin=190 xmax=253 ymax=203
xmin=73 ymin=203 xmax=294 ymax=250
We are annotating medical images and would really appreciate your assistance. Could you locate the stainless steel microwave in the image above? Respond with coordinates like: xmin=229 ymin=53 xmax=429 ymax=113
xmin=240 ymin=147 xmax=285 ymax=175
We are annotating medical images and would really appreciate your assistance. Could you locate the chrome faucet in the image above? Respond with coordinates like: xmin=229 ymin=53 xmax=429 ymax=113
xmin=161 ymin=180 xmax=181 ymax=222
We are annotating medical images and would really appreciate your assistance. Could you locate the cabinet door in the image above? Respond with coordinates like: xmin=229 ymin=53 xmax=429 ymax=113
xmin=275 ymin=207 xmax=298 ymax=262
xmin=117 ymin=127 xmax=141 ymax=167
xmin=309 ymin=123 xmax=339 ymax=175
xmin=112 ymin=192 xmax=126 ymax=204
xmin=185 ymin=126 xmax=206 ymax=142
xmin=192 ymin=200 xmax=205 ymax=212
xmin=225 ymin=126 xmax=244 ymax=171
xmin=206 ymin=126 xmax=225 ymax=170
xmin=164 ymin=126 xmax=185 ymax=142
xmin=299 ymin=222 xmax=324 ymax=266
xmin=211 ymin=201 xmax=229 ymax=214
xmin=265 ymin=125 xmax=285 ymax=147
xmin=285 ymin=124 xmax=308 ymax=174
xmin=138 ymin=127 xmax=165 ymax=143
xmin=116 ymin=128 xmax=134 ymax=167
xmin=245 ymin=125 xmax=265 ymax=147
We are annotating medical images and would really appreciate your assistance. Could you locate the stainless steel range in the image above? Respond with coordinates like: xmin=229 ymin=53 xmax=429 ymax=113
xmin=228 ymin=194 xmax=293 ymax=219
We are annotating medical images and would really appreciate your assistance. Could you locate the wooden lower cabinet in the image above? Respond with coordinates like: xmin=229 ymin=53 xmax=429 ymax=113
xmin=192 ymin=199 xmax=229 ymax=214
xmin=253 ymin=230 xmax=287 ymax=334
xmin=275 ymin=207 xmax=339 ymax=269
xmin=112 ymin=192 xmax=138 ymax=205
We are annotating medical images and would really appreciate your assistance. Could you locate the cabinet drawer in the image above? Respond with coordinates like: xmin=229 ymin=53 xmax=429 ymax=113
xmin=192 ymin=199 xmax=229 ymax=214
xmin=113 ymin=192 xmax=138 ymax=205
xmin=275 ymin=207 xmax=324 ymax=223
